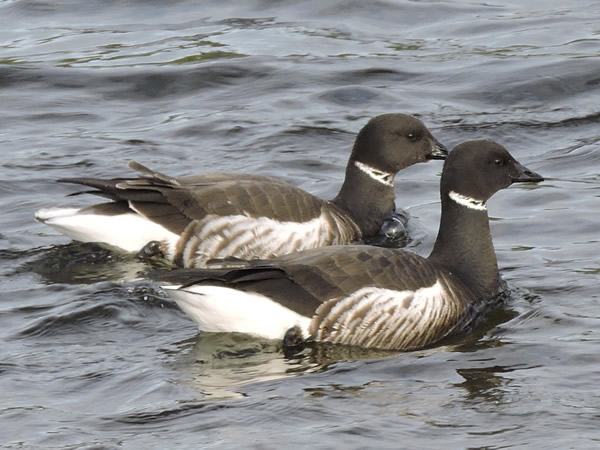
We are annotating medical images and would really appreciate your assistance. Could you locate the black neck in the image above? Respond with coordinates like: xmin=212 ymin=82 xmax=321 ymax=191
xmin=331 ymin=162 xmax=396 ymax=236
xmin=428 ymin=194 xmax=501 ymax=298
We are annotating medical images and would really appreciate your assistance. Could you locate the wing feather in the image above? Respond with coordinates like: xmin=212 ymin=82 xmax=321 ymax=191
xmin=59 ymin=163 xmax=331 ymax=236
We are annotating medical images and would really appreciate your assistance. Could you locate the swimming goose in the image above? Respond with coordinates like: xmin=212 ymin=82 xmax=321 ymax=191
xmin=162 ymin=140 xmax=543 ymax=351
xmin=35 ymin=113 xmax=447 ymax=267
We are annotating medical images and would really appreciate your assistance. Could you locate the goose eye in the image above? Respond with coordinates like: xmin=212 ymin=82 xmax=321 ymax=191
xmin=407 ymin=133 xmax=420 ymax=142
xmin=494 ymin=158 xmax=504 ymax=166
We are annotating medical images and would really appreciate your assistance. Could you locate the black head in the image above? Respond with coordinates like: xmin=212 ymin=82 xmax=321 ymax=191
xmin=441 ymin=140 xmax=544 ymax=204
xmin=350 ymin=113 xmax=447 ymax=173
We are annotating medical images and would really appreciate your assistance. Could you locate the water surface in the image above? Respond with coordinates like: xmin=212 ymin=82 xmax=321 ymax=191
xmin=1 ymin=0 xmax=599 ymax=448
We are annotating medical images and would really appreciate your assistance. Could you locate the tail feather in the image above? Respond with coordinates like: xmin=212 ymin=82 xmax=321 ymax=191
xmin=58 ymin=176 xmax=173 ymax=204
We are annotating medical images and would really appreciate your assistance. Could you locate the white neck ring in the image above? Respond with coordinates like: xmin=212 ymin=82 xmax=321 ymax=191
xmin=449 ymin=191 xmax=487 ymax=211
xmin=354 ymin=161 xmax=394 ymax=187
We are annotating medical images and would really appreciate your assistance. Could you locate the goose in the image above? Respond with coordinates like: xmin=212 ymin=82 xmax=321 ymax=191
xmin=35 ymin=113 xmax=446 ymax=267
xmin=162 ymin=140 xmax=543 ymax=351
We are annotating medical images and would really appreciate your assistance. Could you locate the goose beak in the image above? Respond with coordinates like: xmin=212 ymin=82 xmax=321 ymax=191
xmin=511 ymin=161 xmax=544 ymax=183
xmin=427 ymin=138 xmax=449 ymax=160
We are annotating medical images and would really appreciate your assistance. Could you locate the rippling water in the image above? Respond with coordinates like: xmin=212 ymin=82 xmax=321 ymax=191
xmin=1 ymin=0 xmax=599 ymax=448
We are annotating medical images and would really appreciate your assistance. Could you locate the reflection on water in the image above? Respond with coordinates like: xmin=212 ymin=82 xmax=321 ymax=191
xmin=171 ymin=333 xmax=296 ymax=401
xmin=22 ymin=242 xmax=145 ymax=283
xmin=167 ymin=331 xmax=413 ymax=400
xmin=457 ymin=365 xmax=518 ymax=404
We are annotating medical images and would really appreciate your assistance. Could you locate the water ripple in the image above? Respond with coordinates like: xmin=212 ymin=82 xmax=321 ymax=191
xmin=1 ymin=1 xmax=600 ymax=448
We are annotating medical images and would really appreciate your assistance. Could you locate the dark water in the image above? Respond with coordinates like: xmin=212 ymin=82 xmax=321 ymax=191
xmin=1 ymin=0 xmax=599 ymax=448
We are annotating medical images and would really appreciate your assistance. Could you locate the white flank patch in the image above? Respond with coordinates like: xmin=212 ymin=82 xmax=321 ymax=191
xmin=313 ymin=281 xmax=454 ymax=349
xmin=183 ymin=210 xmax=353 ymax=266
xmin=163 ymin=284 xmax=311 ymax=340
xmin=448 ymin=191 xmax=487 ymax=211
xmin=35 ymin=207 xmax=179 ymax=254
xmin=354 ymin=161 xmax=394 ymax=187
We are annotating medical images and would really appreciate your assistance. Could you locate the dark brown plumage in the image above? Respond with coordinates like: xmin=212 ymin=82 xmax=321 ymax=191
xmin=36 ymin=113 xmax=447 ymax=267
xmin=162 ymin=140 xmax=544 ymax=351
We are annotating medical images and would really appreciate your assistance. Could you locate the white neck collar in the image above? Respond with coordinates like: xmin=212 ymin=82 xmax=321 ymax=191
xmin=449 ymin=191 xmax=487 ymax=211
xmin=354 ymin=161 xmax=394 ymax=187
